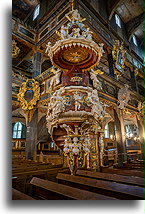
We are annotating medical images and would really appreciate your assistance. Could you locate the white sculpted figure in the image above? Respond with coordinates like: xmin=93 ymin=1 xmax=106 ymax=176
xmin=72 ymin=9 xmax=81 ymax=21
xmin=71 ymin=28 xmax=80 ymax=38
xmin=99 ymin=43 xmax=105 ymax=56
xmin=85 ymin=28 xmax=92 ymax=40
xmin=45 ymin=42 xmax=52 ymax=53
xmin=60 ymin=25 xmax=68 ymax=39
xmin=73 ymin=92 xmax=82 ymax=111
xmin=87 ymin=89 xmax=99 ymax=105
xmin=47 ymin=88 xmax=65 ymax=119
xmin=91 ymin=101 xmax=104 ymax=120
xmin=60 ymin=124 xmax=75 ymax=135
xmin=97 ymin=43 xmax=105 ymax=63
xmin=87 ymin=89 xmax=105 ymax=120
xmin=118 ymin=84 xmax=130 ymax=109
xmin=49 ymin=68 xmax=62 ymax=91
xmin=90 ymin=70 xmax=102 ymax=90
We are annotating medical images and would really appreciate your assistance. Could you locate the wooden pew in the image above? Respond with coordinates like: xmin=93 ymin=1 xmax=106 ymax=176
xmin=76 ymin=170 xmax=144 ymax=187
xmin=56 ymin=173 xmax=144 ymax=200
xmin=30 ymin=177 xmax=115 ymax=200
xmin=122 ymin=162 xmax=144 ymax=169
xmin=12 ymin=188 xmax=35 ymax=200
xmin=12 ymin=166 xmax=63 ymax=177
xmin=102 ymin=167 xmax=144 ymax=177
xmin=12 ymin=164 xmax=53 ymax=173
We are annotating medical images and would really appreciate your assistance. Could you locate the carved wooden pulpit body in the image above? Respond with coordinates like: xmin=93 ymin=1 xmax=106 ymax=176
xmin=46 ymin=9 xmax=105 ymax=174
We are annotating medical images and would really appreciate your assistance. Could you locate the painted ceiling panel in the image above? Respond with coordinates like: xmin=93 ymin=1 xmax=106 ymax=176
xmin=116 ymin=0 xmax=143 ymax=23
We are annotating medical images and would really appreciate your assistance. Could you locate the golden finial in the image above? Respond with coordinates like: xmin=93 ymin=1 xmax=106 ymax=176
xmin=71 ymin=0 xmax=74 ymax=11
xmin=55 ymin=30 xmax=61 ymax=37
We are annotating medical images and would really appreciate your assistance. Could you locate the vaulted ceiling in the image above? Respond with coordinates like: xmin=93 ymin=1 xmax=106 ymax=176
xmin=12 ymin=0 xmax=39 ymax=22
xmin=108 ymin=0 xmax=143 ymax=41
xmin=116 ymin=0 xmax=143 ymax=23
xmin=12 ymin=0 xmax=143 ymax=76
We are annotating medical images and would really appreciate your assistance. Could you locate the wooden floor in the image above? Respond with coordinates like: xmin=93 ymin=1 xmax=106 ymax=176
xmin=12 ymin=158 xmax=144 ymax=200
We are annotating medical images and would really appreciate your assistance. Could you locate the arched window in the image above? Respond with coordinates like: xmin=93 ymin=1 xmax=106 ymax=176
xmin=104 ymin=123 xmax=109 ymax=138
xmin=132 ymin=35 xmax=137 ymax=46
xmin=115 ymin=14 xmax=121 ymax=28
xmin=50 ymin=142 xmax=54 ymax=148
xmin=12 ymin=122 xmax=26 ymax=139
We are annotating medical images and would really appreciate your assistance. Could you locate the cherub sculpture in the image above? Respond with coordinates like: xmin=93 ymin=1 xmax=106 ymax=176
xmin=90 ymin=70 xmax=102 ymax=90
xmin=73 ymin=91 xmax=82 ymax=111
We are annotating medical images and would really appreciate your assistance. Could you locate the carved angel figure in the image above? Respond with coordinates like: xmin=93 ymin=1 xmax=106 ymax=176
xmin=85 ymin=28 xmax=92 ymax=40
xmin=87 ymin=89 xmax=105 ymax=120
xmin=99 ymin=43 xmax=105 ymax=56
xmin=60 ymin=25 xmax=68 ymax=39
xmin=71 ymin=28 xmax=80 ymax=38
xmin=87 ymin=89 xmax=99 ymax=106
xmin=49 ymin=68 xmax=62 ymax=91
xmin=47 ymin=88 xmax=65 ymax=120
xmin=90 ymin=70 xmax=102 ymax=90
xmin=45 ymin=42 xmax=52 ymax=53
xmin=73 ymin=92 xmax=82 ymax=111
xmin=72 ymin=9 xmax=81 ymax=21
xmin=60 ymin=124 xmax=75 ymax=135
xmin=91 ymin=101 xmax=104 ymax=120
xmin=118 ymin=84 xmax=130 ymax=109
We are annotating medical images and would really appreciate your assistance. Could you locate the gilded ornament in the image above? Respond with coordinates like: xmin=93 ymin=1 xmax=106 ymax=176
xmin=17 ymin=79 xmax=40 ymax=111
xmin=112 ymin=40 xmax=126 ymax=79
xmin=12 ymin=40 xmax=20 ymax=58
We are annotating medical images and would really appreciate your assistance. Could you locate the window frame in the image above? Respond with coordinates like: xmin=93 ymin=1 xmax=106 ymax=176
xmin=132 ymin=35 xmax=137 ymax=46
xmin=104 ymin=123 xmax=109 ymax=138
xmin=12 ymin=122 xmax=26 ymax=139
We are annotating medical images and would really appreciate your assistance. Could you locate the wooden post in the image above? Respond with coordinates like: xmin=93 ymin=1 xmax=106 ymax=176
xmin=136 ymin=116 xmax=144 ymax=160
xmin=96 ymin=133 xmax=101 ymax=172
xmin=25 ymin=110 xmax=38 ymax=160
xmin=33 ymin=151 xmax=37 ymax=162
xmin=39 ymin=151 xmax=44 ymax=163
xmin=114 ymin=109 xmax=127 ymax=167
